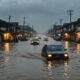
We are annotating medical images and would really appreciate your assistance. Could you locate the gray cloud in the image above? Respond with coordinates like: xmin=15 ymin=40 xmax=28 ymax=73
xmin=0 ymin=0 xmax=80 ymax=33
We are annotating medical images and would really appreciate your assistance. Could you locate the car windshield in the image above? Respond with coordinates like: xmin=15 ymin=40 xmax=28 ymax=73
xmin=31 ymin=39 xmax=39 ymax=41
xmin=47 ymin=45 xmax=64 ymax=51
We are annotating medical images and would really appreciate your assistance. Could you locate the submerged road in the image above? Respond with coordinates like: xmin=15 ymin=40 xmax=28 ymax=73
xmin=0 ymin=37 xmax=80 ymax=80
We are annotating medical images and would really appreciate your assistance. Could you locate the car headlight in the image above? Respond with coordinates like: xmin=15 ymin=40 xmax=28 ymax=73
xmin=48 ymin=54 xmax=52 ymax=58
xmin=64 ymin=54 xmax=68 ymax=57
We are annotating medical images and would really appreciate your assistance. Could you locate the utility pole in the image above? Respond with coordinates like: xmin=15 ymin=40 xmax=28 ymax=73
xmin=67 ymin=10 xmax=74 ymax=23
xmin=23 ymin=16 xmax=26 ymax=35
xmin=23 ymin=16 xmax=25 ymax=26
xmin=8 ymin=16 xmax=11 ymax=32
xmin=9 ymin=16 xmax=11 ymax=23
xmin=60 ymin=18 xmax=62 ymax=25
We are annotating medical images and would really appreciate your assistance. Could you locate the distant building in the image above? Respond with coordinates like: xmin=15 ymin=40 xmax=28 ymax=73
xmin=53 ymin=18 xmax=80 ymax=42
xmin=0 ymin=19 xmax=19 ymax=42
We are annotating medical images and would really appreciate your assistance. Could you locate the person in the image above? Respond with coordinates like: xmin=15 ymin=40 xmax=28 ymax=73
xmin=41 ymin=45 xmax=47 ymax=57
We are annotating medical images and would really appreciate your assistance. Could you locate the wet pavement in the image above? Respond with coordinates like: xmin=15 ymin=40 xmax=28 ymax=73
xmin=0 ymin=38 xmax=80 ymax=80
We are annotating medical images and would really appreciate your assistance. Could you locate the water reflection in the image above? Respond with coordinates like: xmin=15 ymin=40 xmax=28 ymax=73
xmin=64 ymin=60 xmax=68 ymax=67
xmin=76 ymin=43 xmax=80 ymax=54
xmin=64 ymin=41 xmax=69 ymax=50
xmin=48 ymin=61 xmax=53 ymax=71
xmin=46 ymin=60 xmax=69 ymax=79
xmin=47 ymin=61 xmax=54 ymax=79
xmin=4 ymin=43 xmax=10 ymax=53
xmin=64 ymin=61 xmax=68 ymax=73
xmin=44 ymin=60 xmax=69 ymax=68
xmin=3 ymin=43 xmax=10 ymax=62
xmin=63 ymin=61 xmax=70 ymax=80
xmin=43 ymin=59 xmax=69 ymax=70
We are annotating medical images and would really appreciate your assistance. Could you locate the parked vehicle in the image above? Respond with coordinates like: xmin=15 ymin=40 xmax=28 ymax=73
xmin=41 ymin=42 xmax=69 ymax=60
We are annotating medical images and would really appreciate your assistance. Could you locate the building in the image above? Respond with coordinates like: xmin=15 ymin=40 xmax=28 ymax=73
xmin=53 ymin=18 xmax=80 ymax=42
xmin=0 ymin=19 xmax=19 ymax=42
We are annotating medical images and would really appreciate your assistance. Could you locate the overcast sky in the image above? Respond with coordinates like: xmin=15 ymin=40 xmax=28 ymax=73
xmin=0 ymin=0 xmax=80 ymax=33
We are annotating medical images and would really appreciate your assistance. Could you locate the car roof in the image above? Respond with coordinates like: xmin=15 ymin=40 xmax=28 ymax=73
xmin=47 ymin=41 xmax=63 ymax=46
xmin=31 ymin=38 xmax=39 ymax=40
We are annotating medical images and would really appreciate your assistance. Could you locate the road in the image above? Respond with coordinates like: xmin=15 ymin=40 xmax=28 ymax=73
xmin=0 ymin=37 xmax=80 ymax=80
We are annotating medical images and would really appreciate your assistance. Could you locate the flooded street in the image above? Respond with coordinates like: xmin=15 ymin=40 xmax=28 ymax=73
xmin=1 ymin=0 xmax=80 ymax=79
xmin=0 ymin=38 xmax=80 ymax=80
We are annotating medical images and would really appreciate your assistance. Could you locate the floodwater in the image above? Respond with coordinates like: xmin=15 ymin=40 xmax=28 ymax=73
xmin=0 ymin=38 xmax=80 ymax=80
